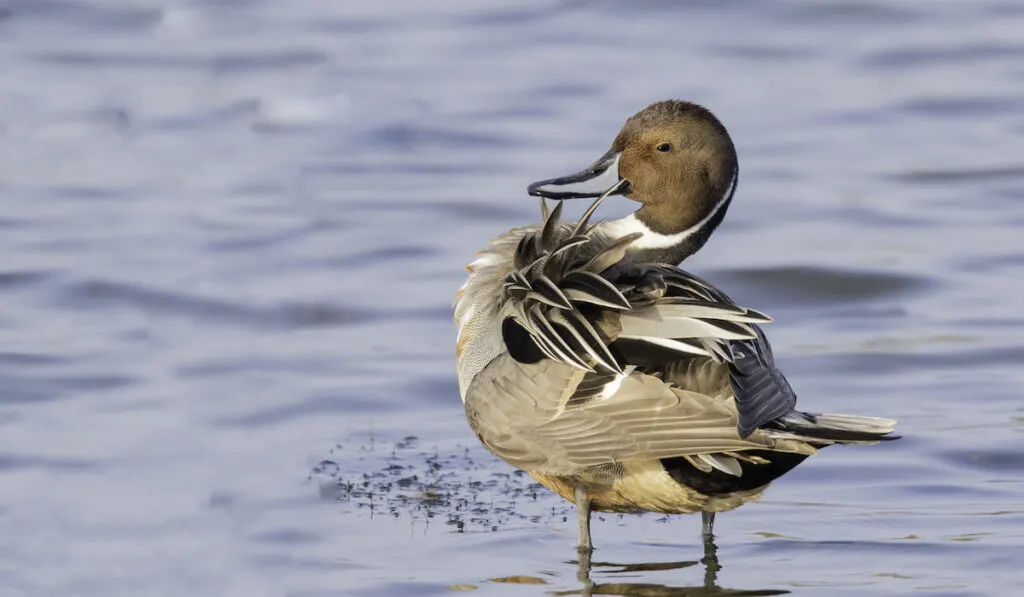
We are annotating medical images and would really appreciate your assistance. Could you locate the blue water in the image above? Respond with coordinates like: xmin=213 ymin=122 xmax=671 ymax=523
xmin=1 ymin=1 xmax=1022 ymax=595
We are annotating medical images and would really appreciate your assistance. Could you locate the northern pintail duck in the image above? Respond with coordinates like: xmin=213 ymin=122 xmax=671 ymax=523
xmin=453 ymin=100 xmax=898 ymax=553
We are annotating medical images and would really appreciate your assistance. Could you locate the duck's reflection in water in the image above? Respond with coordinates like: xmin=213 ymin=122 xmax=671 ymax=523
xmin=556 ymin=539 xmax=789 ymax=597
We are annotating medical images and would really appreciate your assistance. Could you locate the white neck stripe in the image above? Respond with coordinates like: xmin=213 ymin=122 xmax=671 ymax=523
xmin=598 ymin=169 xmax=737 ymax=250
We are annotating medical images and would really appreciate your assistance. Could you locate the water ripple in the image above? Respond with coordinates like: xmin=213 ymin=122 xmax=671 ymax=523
xmin=3 ymin=0 xmax=161 ymax=31
xmin=887 ymin=165 xmax=1024 ymax=184
xmin=708 ymin=266 xmax=933 ymax=308
xmin=0 ymin=454 xmax=100 ymax=472
xmin=0 ymin=370 xmax=136 ymax=404
xmin=32 ymin=49 xmax=328 ymax=73
xmin=783 ymin=1 xmax=923 ymax=25
xmin=863 ymin=43 xmax=1024 ymax=69
xmin=940 ymin=449 xmax=1024 ymax=473
xmin=56 ymin=278 xmax=376 ymax=329
xmin=0 ymin=270 xmax=55 ymax=291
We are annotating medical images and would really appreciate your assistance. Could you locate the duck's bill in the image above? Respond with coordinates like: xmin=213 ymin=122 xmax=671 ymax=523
xmin=527 ymin=150 xmax=630 ymax=199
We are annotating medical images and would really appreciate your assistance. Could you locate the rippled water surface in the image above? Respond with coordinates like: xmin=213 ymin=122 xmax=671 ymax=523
xmin=1 ymin=1 xmax=1023 ymax=596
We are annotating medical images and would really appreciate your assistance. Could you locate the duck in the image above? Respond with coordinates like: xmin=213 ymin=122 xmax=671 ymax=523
xmin=452 ymin=100 xmax=898 ymax=554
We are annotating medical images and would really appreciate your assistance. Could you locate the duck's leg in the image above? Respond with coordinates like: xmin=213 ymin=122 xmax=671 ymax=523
xmin=576 ymin=545 xmax=593 ymax=585
xmin=574 ymin=486 xmax=594 ymax=584
xmin=575 ymin=485 xmax=593 ymax=553
xmin=701 ymin=511 xmax=715 ymax=542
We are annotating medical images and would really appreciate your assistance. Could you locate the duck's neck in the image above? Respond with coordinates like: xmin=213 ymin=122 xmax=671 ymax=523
xmin=598 ymin=188 xmax=735 ymax=266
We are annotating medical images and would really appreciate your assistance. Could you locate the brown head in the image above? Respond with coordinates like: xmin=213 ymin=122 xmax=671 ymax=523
xmin=528 ymin=100 xmax=738 ymax=262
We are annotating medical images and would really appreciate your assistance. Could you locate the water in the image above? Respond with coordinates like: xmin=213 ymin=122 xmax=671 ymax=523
xmin=0 ymin=1 xmax=1022 ymax=595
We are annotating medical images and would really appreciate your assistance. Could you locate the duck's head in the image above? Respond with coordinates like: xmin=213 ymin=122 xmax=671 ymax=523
xmin=528 ymin=100 xmax=738 ymax=262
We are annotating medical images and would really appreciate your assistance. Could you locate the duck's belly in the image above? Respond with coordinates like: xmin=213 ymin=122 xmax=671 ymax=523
xmin=530 ymin=460 xmax=768 ymax=515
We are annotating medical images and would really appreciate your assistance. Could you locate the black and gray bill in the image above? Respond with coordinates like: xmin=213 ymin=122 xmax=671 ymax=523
xmin=527 ymin=149 xmax=630 ymax=199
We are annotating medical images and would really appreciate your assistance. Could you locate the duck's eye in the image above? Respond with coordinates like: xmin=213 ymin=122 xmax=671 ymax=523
xmin=656 ymin=143 xmax=672 ymax=153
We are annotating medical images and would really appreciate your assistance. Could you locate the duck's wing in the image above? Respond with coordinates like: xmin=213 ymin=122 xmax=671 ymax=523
xmin=611 ymin=263 xmax=799 ymax=438
xmin=470 ymin=201 xmax=809 ymax=475
xmin=469 ymin=356 xmax=804 ymax=476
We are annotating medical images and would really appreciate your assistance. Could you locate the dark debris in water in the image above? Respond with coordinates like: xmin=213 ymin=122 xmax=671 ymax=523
xmin=309 ymin=435 xmax=573 ymax=531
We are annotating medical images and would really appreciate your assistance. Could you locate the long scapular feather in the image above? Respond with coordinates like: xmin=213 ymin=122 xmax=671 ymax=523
xmin=546 ymin=236 xmax=590 ymax=261
xmin=570 ymin=180 xmax=624 ymax=237
xmin=583 ymin=232 xmax=643 ymax=273
xmin=528 ymin=308 xmax=594 ymax=372
xmin=615 ymin=335 xmax=714 ymax=358
xmin=619 ymin=311 xmax=757 ymax=341
xmin=536 ymin=199 xmax=563 ymax=254
xmin=511 ymin=270 xmax=532 ymax=290
xmin=561 ymin=271 xmax=631 ymax=310
xmin=530 ymin=275 xmax=574 ymax=310
xmin=549 ymin=309 xmax=622 ymax=374
xmin=514 ymin=235 xmax=535 ymax=268
xmin=523 ymin=290 xmax=572 ymax=310
xmin=641 ymin=299 xmax=766 ymax=320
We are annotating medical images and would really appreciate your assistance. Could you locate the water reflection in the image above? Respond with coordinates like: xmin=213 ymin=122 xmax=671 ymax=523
xmin=557 ymin=539 xmax=789 ymax=596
